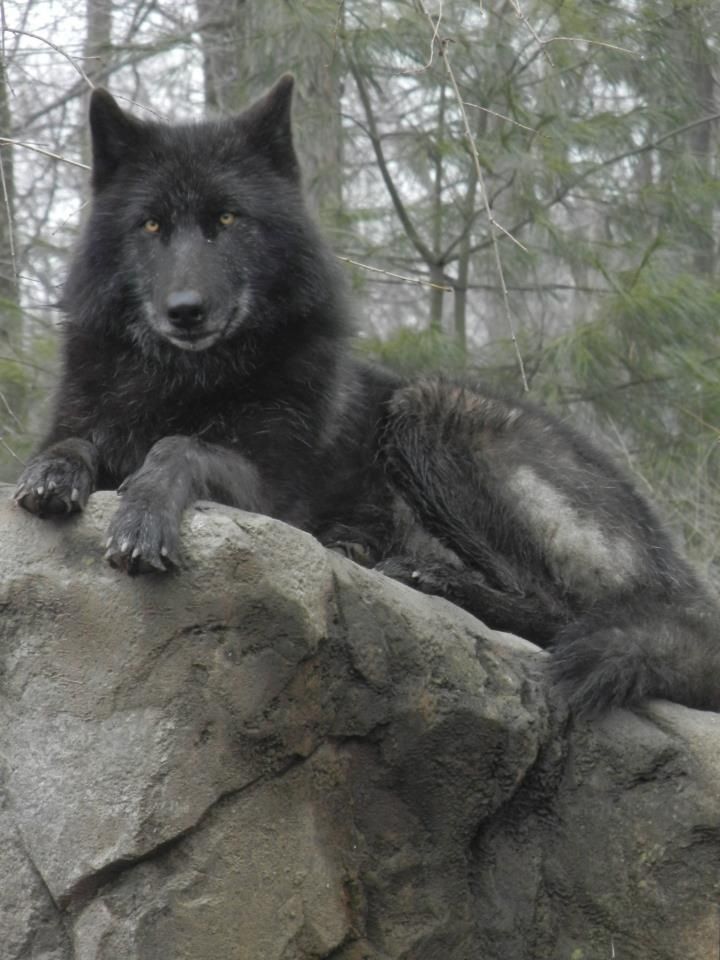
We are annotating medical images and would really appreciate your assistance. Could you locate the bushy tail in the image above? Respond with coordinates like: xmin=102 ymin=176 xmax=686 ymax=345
xmin=550 ymin=593 xmax=720 ymax=716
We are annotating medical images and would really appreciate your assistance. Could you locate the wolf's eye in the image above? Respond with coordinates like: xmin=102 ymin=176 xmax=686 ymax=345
xmin=143 ymin=219 xmax=161 ymax=234
xmin=218 ymin=212 xmax=236 ymax=227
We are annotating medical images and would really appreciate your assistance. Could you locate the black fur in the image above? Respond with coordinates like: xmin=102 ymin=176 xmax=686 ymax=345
xmin=15 ymin=77 xmax=720 ymax=715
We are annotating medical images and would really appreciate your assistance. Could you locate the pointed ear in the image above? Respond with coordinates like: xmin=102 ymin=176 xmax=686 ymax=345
xmin=89 ymin=89 xmax=144 ymax=190
xmin=238 ymin=74 xmax=298 ymax=180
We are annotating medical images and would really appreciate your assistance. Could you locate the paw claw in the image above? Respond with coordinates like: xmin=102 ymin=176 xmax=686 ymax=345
xmin=14 ymin=450 xmax=94 ymax=516
xmin=104 ymin=503 xmax=179 ymax=577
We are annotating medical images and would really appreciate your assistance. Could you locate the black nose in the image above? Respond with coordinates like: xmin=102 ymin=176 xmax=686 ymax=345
xmin=166 ymin=290 xmax=206 ymax=329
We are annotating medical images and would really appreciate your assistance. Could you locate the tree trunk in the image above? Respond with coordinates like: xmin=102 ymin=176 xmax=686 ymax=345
xmin=428 ymin=83 xmax=446 ymax=333
xmin=0 ymin=51 xmax=23 ymax=428
xmin=686 ymin=34 xmax=715 ymax=277
xmin=453 ymin=143 xmax=480 ymax=354
xmin=0 ymin=54 xmax=16 ymax=320
xmin=195 ymin=0 xmax=343 ymax=223
xmin=82 ymin=0 xmax=113 ymax=169
xmin=196 ymin=0 xmax=248 ymax=113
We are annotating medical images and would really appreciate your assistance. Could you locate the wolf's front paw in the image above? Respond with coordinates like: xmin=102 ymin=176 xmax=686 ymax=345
xmin=14 ymin=455 xmax=93 ymax=517
xmin=105 ymin=499 xmax=181 ymax=575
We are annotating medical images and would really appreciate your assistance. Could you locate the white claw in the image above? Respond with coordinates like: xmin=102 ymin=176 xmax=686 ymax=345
xmin=47 ymin=480 xmax=56 ymax=491
xmin=105 ymin=537 xmax=114 ymax=548
xmin=131 ymin=547 xmax=141 ymax=558
xmin=119 ymin=539 xmax=130 ymax=553
xmin=36 ymin=485 xmax=44 ymax=496
xmin=160 ymin=546 xmax=169 ymax=557
xmin=71 ymin=488 xmax=80 ymax=502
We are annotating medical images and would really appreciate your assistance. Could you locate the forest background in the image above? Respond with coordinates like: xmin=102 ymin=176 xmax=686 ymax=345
xmin=1 ymin=0 xmax=719 ymax=577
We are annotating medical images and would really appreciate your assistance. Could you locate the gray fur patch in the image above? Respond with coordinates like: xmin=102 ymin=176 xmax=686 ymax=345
xmin=508 ymin=466 xmax=639 ymax=597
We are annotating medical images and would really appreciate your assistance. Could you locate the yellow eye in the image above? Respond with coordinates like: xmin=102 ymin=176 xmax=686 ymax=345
xmin=219 ymin=212 xmax=236 ymax=226
xmin=143 ymin=218 xmax=161 ymax=234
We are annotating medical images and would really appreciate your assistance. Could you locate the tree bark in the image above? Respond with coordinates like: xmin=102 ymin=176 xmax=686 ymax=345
xmin=0 ymin=50 xmax=23 ymax=429
xmin=196 ymin=0 xmax=343 ymax=222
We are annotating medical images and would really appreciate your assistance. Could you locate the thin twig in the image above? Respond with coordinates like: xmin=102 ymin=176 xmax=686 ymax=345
xmin=508 ymin=1 xmax=639 ymax=61
xmin=349 ymin=61 xmax=435 ymax=265
xmin=463 ymin=109 xmax=720 ymax=264
xmin=0 ymin=353 xmax=53 ymax=373
xmin=4 ymin=28 xmax=95 ymax=88
xmin=607 ymin=418 xmax=656 ymax=496
xmin=437 ymin=35 xmax=529 ymax=390
xmin=401 ymin=0 xmax=444 ymax=74
xmin=0 ymin=137 xmax=90 ymax=170
xmin=543 ymin=36 xmax=640 ymax=57
xmin=0 ymin=2 xmax=7 ymax=84
xmin=327 ymin=0 xmax=346 ymax=68
xmin=462 ymin=101 xmax=539 ymax=135
xmin=0 ymin=150 xmax=16 ymax=286
xmin=8 ymin=27 xmax=164 ymax=120
xmin=0 ymin=433 xmax=23 ymax=464
xmin=51 ymin=199 xmax=91 ymax=237
xmin=337 ymin=255 xmax=453 ymax=291
xmin=508 ymin=0 xmax=554 ymax=67
xmin=678 ymin=406 xmax=720 ymax=438
xmin=0 ymin=11 xmax=15 ymax=288
xmin=0 ymin=387 xmax=22 ymax=429
xmin=403 ymin=0 xmax=529 ymax=388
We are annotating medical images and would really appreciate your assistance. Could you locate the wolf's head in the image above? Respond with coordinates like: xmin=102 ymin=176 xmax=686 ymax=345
xmin=69 ymin=76 xmax=339 ymax=354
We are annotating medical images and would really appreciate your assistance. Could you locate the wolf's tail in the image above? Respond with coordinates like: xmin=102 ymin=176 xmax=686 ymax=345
xmin=549 ymin=593 xmax=720 ymax=715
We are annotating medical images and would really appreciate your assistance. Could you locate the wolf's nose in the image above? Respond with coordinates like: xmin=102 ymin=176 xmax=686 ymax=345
xmin=166 ymin=290 xmax=205 ymax=328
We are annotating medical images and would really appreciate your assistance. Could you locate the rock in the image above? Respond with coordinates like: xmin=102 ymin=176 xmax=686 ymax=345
xmin=0 ymin=485 xmax=718 ymax=959
xmin=474 ymin=705 xmax=720 ymax=960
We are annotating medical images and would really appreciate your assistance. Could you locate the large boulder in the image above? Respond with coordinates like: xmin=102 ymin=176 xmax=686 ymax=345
xmin=0 ymin=485 xmax=718 ymax=959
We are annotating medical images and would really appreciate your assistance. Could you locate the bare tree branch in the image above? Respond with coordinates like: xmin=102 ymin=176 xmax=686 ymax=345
xmin=348 ymin=58 xmax=436 ymax=266
xmin=0 ymin=136 xmax=90 ymax=170
xmin=337 ymin=255 xmax=453 ymax=291
xmin=437 ymin=34 xmax=529 ymax=390
xmin=4 ymin=27 xmax=95 ymax=88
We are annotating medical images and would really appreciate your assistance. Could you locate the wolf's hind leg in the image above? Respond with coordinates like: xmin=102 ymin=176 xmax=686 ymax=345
xmin=376 ymin=556 xmax=566 ymax=645
xmin=105 ymin=435 xmax=269 ymax=574
xmin=379 ymin=380 xmax=563 ymax=604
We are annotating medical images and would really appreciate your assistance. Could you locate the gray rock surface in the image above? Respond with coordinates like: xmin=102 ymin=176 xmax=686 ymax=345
xmin=0 ymin=484 xmax=718 ymax=959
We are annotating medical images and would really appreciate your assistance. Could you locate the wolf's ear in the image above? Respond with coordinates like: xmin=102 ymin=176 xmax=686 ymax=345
xmin=89 ymin=89 xmax=144 ymax=191
xmin=238 ymin=74 xmax=299 ymax=180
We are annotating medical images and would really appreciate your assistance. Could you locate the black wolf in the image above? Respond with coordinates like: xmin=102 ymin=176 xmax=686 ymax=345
xmin=14 ymin=77 xmax=720 ymax=715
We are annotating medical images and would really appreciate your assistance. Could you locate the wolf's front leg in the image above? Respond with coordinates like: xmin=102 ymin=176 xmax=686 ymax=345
xmin=105 ymin=435 xmax=269 ymax=575
xmin=14 ymin=438 xmax=98 ymax=516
